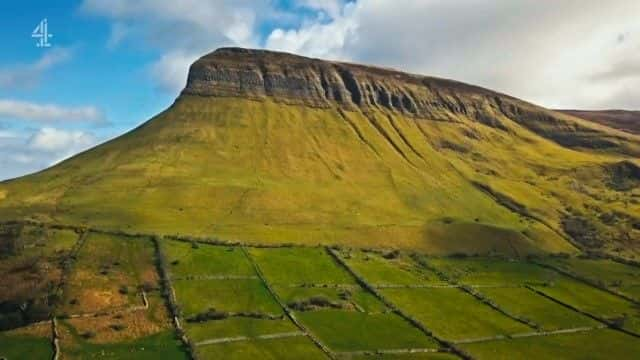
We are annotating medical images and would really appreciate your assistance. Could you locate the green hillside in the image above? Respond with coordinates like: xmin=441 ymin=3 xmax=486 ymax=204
xmin=0 ymin=48 xmax=639 ymax=256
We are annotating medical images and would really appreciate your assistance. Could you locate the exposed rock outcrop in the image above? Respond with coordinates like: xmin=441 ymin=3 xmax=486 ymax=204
xmin=182 ymin=48 xmax=640 ymax=158
xmin=182 ymin=47 xmax=514 ymax=122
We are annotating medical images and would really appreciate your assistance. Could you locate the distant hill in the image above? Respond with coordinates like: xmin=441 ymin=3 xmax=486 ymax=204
xmin=557 ymin=110 xmax=640 ymax=136
xmin=1 ymin=48 xmax=639 ymax=256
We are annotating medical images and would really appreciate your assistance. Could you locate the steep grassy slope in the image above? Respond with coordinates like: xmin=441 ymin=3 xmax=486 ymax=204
xmin=0 ymin=48 xmax=639 ymax=256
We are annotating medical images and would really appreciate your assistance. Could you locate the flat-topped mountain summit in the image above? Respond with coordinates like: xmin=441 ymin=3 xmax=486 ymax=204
xmin=185 ymin=48 xmax=639 ymax=156
xmin=183 ymin=47 xmax=501 ymax=115
xmin=1 ymin=48 xmax=639 ymax=257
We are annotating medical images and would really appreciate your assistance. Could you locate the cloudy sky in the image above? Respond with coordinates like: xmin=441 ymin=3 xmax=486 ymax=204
xmin=1 ymin=0 xmax=639 ymax=180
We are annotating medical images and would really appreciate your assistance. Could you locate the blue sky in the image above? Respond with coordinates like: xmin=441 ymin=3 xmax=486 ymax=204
xmin=1 ymin=1 xmax=638 ymax=180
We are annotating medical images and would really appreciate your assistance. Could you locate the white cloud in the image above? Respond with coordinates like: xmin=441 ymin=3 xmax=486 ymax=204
xmin=265 ymin=0 xmax=640 ymax=110
xmin=0 ymin=99 xmax=106 ymax=125
xmin=297 ymin=0 xmax=347 ymax=18
xmin=106 ymin=22 xmax=130 ymax=49
xmin=82 ymin=0 xmax=640 ymax=110
xmin=28 ymin=127 xmax=96 ymax=153
xmin=0 ymin=127 xmax=100 ymax=180
xmin=81 ymin=0 xmax=272 ymax=93
xmin=266 ymin=2 xmax=357 ymax=59
xmin=149 ymin=50 xmax=201 ymax=93
xmin=0 ymin=48 xmax=72 ymax=89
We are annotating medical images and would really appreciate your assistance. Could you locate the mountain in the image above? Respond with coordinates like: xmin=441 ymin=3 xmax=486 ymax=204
xmin=557 ymin=109 xmax=640 ymax=136
xmin=1 ymin=48 xmax=639 ymax=257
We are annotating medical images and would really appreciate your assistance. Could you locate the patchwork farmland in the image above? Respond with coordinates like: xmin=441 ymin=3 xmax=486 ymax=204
xmin=2 ymin=223 xmax=640 ymax=359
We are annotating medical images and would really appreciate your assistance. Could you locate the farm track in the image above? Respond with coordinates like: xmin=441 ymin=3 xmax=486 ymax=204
xmin=335 ymin=347 xmax=443 ymax=356
xmin=171 ymin=275 xmax=258 ymax=281
xmin=195 ymin=331 xmax=306 ymax=346
xmin=452 ymin=325 xmax=606 ymax=345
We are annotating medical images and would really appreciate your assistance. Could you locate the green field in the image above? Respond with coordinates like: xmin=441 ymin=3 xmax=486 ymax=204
xmin=381 ymin=288 xmax=531 ymax=341
xmin=477 ymin=287 xmax=599 ymax=330
xmin=541 ymin=258 xmax=640 ymax=298
xmin=0 ymin=332 xmax=53 ymax=359
xmin=460 ymin=329 xmax=640 ymax=359
xmin=348 ymin=353 xmax=460 ymax=360
xmin=296 ymin=309 xmax=439 ymax=352
xmin=532 ymin=279 xmax=640 ymax=334
xmin=162 ymin=240 xmax=254 ymax=278
xmin=185 ymin=317 xmax=298 ymax=343
xmin=173 ymin=279 xmax=282 ymax=317
xmin=274 ymin=286 xmax=388 ymax=313
xmin=425 ymin=258 xmax=561 ymax=285
xmin=196 ymin=336 xmax=328 ymax=360
xmin=338 ymin=250 xmax=445 ymax=285
xmin=5 ymin=236 xmax=640 ymax=358
xmin=249 ymin=247 xmax=356 ymax=286
xmin=59 ymin=325 xmax=188 ymax=360
xmin=620 ymin=285 xmax=640 ymax=300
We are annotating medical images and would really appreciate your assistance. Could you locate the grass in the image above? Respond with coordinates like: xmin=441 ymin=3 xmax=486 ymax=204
xmin=0 ymin=226 xmax=78 ymax=305
xmin=346 ymin=353 xmax=459 ymax=360
xmin=338 ymin=250 xmax=445 ymax=285
xmin=532 ymin=279 xmax=640 ymax=334
xmin=620 ymin=284 xmax=640 ymax=300
xmin=460 ymin=329 xmax=640 ymax=359
xmin=248 ymin=247 xmax=356 ymax=286
xmin=541 ymin=257 xmax=640 ymax=288
xmin=195 ymin=335 xmax=328 ymax=360
xmin=60 ymin=293 xmax=172 ymax=343
xmin=2 ymin=94 xmax=616 ymax=255
xmin=425 ymin=258 xmax=561 ymax=285
xmin=274 ymin=286 xmax=387 ymax=313
xmin=61 ymin=233 xmax=158 ymax=315
xmin=173 ymin=279 xmax=282 ymax=317
xmin=295 ymin=309 xmax=439 ymax=352
xmin=381 ymin=288 xmax=531 ymax=341
xmin=477 ymin=287 xmax=599 ymax=330
xmin=0 ymin=324 xmax=53 ymax=360
xmin=161 ymin=240 xmax=254 ymax=277
xmin=58 ymin=323 xmax=188 ymax=360
xmin=185 ymin=317 xmax=298 ymax=343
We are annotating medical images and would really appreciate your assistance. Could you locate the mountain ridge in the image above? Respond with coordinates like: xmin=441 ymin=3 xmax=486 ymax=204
xmin=183 ymin=48 xmax=640 ymax=157
xmin=557 ymin=109 xmax=640 ymax=136
xmin=0 ymin=47 xmax=639 ymax=257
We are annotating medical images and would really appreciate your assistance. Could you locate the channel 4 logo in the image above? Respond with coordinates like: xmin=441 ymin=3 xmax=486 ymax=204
xmin=32 ymin=18 xmax=53 ymax=47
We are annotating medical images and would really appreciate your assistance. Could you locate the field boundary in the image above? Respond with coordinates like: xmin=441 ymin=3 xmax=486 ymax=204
xmin=327 ymin=248 xmax=472 ymax=360
xmin=171 ymin=275 xmax=259 ymax=281
xmin=51 ymin=318 xmax=60 ymax=360
xmin=195 ymin=331 xmax=306 ymax=346
xmin=532 ymin=260 xmax=640 ymax=305
xmin=525 ymin=285 xmax=640 ymax=339
xmin=55 ymin=230 xmax=89 ymax=303
xmin=241 ymin=246 xmax=336 ymax=360
xmin=458 ymin=285 xmax=540 ymax=330
xmin=152 ymin=236 xmax=197 ymax=360
xmin=335 ymin=347 xmax=443 ymax=356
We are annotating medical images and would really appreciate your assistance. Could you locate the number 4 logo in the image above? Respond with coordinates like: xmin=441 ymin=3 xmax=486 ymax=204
xmin=32 ymin=18 xmax=53 ymax=47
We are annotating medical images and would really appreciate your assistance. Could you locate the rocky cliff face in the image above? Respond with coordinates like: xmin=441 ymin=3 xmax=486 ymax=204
xmin=183 ymin=47 xmax=509 ymax=120
xmin=182 ymin=48 xmax=640 ymax=156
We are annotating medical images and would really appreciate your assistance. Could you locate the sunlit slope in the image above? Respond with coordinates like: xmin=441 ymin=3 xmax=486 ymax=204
xmin=0 ymin=94 xmax=637 ymax=255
